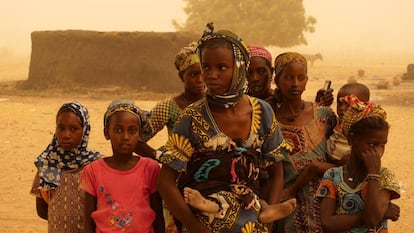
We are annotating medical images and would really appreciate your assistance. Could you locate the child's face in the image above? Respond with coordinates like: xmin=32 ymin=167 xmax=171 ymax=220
xmin=182 ymin=63 xmax=205 ymax=95
xmin=104 ymin=111 xmax=140 ymax=156
xmin=56 ymin=111 xmax=83 ymax=151
xmin=275 ymin=62 xmax=307 ymax=100
xmin=247 ymin=56 xmax=273 ymax=97
xmin=201 ymin=46 xmax=234 ymax=96
xmin=350 ymin=128 xmax=388 ymax=159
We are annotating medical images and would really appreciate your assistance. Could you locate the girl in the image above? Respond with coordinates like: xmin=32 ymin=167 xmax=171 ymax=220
xmin=80 ymin=100 xmax=164 ymax=233
xmin=157 ymin=23 xmax=292 ymax=233
xmin=266 ymin=52 xmax=337 ymax=233
xmin=317 ymin=96 xmax=400 ymax=232
xmin=31 ymin=101 xmax=101 ymax=233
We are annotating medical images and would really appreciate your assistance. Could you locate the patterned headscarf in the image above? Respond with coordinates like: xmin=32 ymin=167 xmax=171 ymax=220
xmin=34 ymin=101 xmax=101 ymax=191
xmin=341 ymin=95 xmax=387 ymax=137
xmin=274 ymin=52 xmax=307 ymax=78
xmin=197 ymin=22 xmax=250 ymax=108
xmin=103 ymin=100 xmax=152 ymax=139
xmin=174 ymin=42 xmax=200 ymax=72
xmin=248 ymin=45 xmax=272 ymax=64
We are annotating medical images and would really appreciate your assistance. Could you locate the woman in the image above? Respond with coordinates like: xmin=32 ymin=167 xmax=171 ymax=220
xmin=157 ymin=23 xmax=289 ymax=233
xmin=267 ymin=52 xmax=336 ymax=233
xmin=135 ymin=42 xmax=205 ymax=158
xmin=246 ymin=45 xmax=333 ymax=106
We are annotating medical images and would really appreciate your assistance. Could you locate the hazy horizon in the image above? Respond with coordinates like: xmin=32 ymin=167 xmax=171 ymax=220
xmin=1 ymin=0 xmax=413 ymax=58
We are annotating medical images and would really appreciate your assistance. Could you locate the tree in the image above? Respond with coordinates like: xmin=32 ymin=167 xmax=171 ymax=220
xmin=172 ymin=0 xmax=316 ymax=47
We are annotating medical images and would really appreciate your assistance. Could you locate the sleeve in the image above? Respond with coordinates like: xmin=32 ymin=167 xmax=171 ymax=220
xmin=259 ymin=99 xmax=290 ymax=167
xmin=316 ymin=167 xmax=338 ymax=201
xmin=144 ymin=158 xmax=161 ymax=194
xmin=143 ymin=99 xmax=173 ymax=142
xmin=159 ymin=109 xmax=195 ymax=173
xmin=317 ymin=105 xmax=337 ymax=138
xmin=79 ymin=162 xmax=97 ymax=197
xmin=379 ymin=167 xmax=400 ymax=200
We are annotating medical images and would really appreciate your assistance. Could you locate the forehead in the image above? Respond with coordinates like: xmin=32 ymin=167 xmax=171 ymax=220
xmin=281 ymin=62 xmax=307 ymax=73
xmin=201 ymin=46 xmax=233 ymax=62
xmin=108 ymin=111 xmax=139 ymax=124
xmin=57 ymin=111 xmax=81 ymax=124
xmin=249 ymin=56 xmax=270 ymax=68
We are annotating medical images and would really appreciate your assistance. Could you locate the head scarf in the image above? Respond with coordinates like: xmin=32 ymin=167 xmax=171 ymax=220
xmin=248 ymin=45 xmax=272 ymax=64
xmin=274 ymin=52 xmax=307 ymax=78
xmin=341 ymin=95 xmax=387 ymax=137
xmin=197 ymin=22 xmax=250 ymax=108
xmin=174 ymin=42 xmax=200 ymax=72
xmin=34 ymin=101 xmax=101 ymax=191
xmin=103 ymin=100 xmax=152 ymax=139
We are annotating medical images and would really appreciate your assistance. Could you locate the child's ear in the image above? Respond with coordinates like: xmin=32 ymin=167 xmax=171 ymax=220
xmin=104 ymin=128 xmax=110 ymax=140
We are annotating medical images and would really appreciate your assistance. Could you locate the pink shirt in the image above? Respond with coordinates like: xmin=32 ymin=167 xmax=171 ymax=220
xmin=80 ymin=157 xmax=160 ymax=233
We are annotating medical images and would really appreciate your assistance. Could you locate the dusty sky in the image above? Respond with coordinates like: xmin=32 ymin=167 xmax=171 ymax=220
xmin=1 ymin=0 xmax=413 ymax=56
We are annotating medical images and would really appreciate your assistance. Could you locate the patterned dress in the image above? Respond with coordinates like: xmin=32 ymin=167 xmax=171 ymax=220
xmin=316 ymin=167 xmax=400 ymax=233
xmin=142 ymin=99 xmax=181 ymax=142
xmin=31 ymin=168 xmax=85 ymax=233
xmin=160 ymin=96 xmax=288 ymax=233
xmin=277 ymin=104 xmax=336 ymax=233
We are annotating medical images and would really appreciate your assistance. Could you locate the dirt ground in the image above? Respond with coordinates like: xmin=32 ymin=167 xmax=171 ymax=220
xmin=0 ymin=55 xmax=413 ymax=232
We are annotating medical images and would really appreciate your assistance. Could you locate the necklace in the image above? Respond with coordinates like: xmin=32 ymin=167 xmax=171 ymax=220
xmin=283 ymin=100 xmax=305 ymax=122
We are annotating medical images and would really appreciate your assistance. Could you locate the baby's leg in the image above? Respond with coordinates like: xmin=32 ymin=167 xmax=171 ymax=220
xmin=259 ymin=198 xmax=297 ymax=224
xmin=183 ymin=187 xmax=220 ymax=213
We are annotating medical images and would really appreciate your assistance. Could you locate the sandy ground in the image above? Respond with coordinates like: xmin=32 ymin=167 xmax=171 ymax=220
xmin=1 ymin=58 xmax=413 ymax=232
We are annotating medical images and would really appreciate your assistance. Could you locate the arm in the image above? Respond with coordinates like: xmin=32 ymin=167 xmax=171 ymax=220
xmin=362 ymin=147 xmax=391 ymax=228
xmin=36 ymin=197 xmax=48 ymax=220
xmin=135 ymin=141 xmax=156 ymax=159
xmin=282 ymin=161 xmax=335 ymax=200
xmin=150 ymin=192 xmax=165 ymax=233
xmin=83 ymin=192 xmax=97 ymax=233
xmin=383 ymin=202 xmax=400 ymax=221
xmin=157 ymin=165 xmax=210 ymax=233
xmin=320 ymin=197 xmax=364 ymax=232
xmin=265 ymin=162 xmax=283 ymax=204
xmin=363 ymin=181 xmax=391 ymax=228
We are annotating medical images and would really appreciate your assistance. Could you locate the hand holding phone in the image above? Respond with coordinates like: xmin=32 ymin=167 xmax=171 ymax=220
xmin=323 ymin=80 xmax=332 ymax=90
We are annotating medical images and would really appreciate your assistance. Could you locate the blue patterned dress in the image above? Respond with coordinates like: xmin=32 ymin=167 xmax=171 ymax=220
xmin=160 ymin=96 xmax=289 ymax=233
xmin=316 ymin=167 xmax=400 ymax=233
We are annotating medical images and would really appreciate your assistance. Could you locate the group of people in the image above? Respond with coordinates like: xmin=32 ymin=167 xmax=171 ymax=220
xmin=31 ymin=23 xmax=401 ymax=233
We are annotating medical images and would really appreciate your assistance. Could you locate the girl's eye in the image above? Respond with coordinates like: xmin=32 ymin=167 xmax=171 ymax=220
xmin=298 ymin=75 xmax=306 ymax=81
xmin=115 ymin=128 xmax=122 ymax=133
xmin=128 ymin=128 xmax=138 ymax=134
xmin=71 ymin=127 xmax=80 ymax=132
xmin=219 ymin=66 xmax=227 ymax=71
xmin=190 ymin=71 xmax=201 ymax=78
xmin=202 ymin=65 xmax=210 ymax=72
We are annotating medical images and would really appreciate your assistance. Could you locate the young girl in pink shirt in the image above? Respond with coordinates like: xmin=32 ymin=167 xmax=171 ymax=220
xmin=80 ymin=100 xmax=164 ymax=233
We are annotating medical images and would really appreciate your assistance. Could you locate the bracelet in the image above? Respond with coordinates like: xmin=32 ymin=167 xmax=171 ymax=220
xmin=367 ymin=173 xmax=380 ymax=181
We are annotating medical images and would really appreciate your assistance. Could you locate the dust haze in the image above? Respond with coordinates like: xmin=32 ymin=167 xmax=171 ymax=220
xmin=1 ymin=0 xmax=413 ymax=82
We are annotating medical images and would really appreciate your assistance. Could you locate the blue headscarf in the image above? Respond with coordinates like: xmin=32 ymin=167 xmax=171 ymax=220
xmin=197 ymin=22 xmax=250 ymax=108
xmin=34 ymin=101 xmax=101 ymax=191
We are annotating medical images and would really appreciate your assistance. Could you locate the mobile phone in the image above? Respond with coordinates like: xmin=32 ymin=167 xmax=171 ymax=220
xmin=323 ymin=80 xmax=332 ymax=90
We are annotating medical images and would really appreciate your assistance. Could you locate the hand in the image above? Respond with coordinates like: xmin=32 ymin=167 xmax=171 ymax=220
xmin=315 ymin=88 xmax=334 ymax=107
xmin=384 ymin=202 xmax=400 ymax=221
xmin=361 ymin=147 xmax=381 ymax=174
